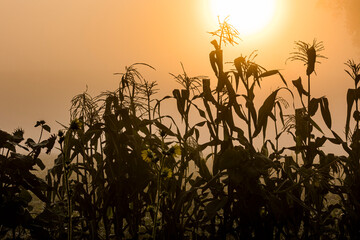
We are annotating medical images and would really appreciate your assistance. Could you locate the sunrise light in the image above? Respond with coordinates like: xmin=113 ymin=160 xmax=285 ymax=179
xmin=210 ymin=0 xmax=277 ymax=36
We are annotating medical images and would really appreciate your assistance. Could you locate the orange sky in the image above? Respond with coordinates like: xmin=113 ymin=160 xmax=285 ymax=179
xmin=0 ymin=0 xmax=359 ymax=148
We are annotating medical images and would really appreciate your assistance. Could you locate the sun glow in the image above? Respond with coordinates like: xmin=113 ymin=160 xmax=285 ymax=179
xmin=211 ymin=0 xmax=277 ymax=37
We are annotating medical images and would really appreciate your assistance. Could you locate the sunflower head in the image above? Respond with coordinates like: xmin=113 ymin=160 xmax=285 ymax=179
xmin=161 ymin=167 xmax=173 ymax=179
xmin=70 ymin=118 xmax=83 ymax=131
xmin=141 ymin=149 xmax=155 ymax=163
xmin=168 ymin=144 xmax=181 ymax=158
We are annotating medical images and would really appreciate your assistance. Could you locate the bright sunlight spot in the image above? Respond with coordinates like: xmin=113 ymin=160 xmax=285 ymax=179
xmin=211 ymin=0 xmax=277 ymax=37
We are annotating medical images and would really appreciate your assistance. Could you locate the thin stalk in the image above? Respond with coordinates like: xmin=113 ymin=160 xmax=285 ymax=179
xmin=80 ymin=105 xmax=89 ymax=196
xmin=76 ymin=155 xmax=79 ymax=182
xmin=213 ymin=91 xmax=220 ymax=174
xmin=60 ymin=138 xmax=72 ymax=240
xmin=247 ymin=87 xmax=253 ymax=145
xmin=37 ymin=127 xmax=43 ymax=143
xmin=152 ymin=168 xmax=162 ymax=240
xmin=356 ymin=81 xmax=359 ymax=131
xmin=248 ymin=108 xmax=252 ymax=145
xmin=152 ymin=140 xmax=165 ymax=240
xmin=127 ymin=82 xmax=137 ymax=116
xmin=182 ymin=99 xmax=191 ymax=188
xmin=147 ymin=94 xmax=152 ymax=136
xmin=179 ymin=101 xmax=191 ymax=227
xmin=303 ymin=74 xmax=312 ymax=239
xmin=307 ymin=74 xmax=311 ymax=147
xmin=274 ymin=106 xmax=279 ymax=161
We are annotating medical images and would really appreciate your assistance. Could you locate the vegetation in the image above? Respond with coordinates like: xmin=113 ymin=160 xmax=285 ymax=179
xmin=1 ymin=18 xmax=360 ymax=239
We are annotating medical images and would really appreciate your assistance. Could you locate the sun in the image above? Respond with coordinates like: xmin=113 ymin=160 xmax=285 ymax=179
xmin=211 ymin=0 xmax=277 ymax=37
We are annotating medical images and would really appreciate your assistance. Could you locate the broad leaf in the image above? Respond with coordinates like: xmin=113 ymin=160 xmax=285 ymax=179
xmin=320 ymin=97 xmax=332 ymax=129
xmin=345 ymin=88 xmax=360 ymax=137
xmin=309 ymin=98 xmax=320 ymax=116
xmin=259 ymin=70 xmax=287 ymax=86
xmin=253 ymin=89 xmax=283 ymax=138
xmin=292 ymin=77 xmax=308 ymax=97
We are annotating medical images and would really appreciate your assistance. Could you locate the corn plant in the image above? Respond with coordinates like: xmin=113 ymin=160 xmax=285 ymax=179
xmin=5 ymin=17 xmax=360 ymax=239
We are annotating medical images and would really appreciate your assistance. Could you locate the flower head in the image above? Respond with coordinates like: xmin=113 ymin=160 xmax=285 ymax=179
xmin=70 ymin=118 xmax=82 ymax=131
xmin=35 ymin=120 xmax=46 ymax=127
xmin=161 ymin=167 xmax=173 ymax=179
xmin=288 ymin=39 xmax=326 ymax=76
xmin=345 ymin=59 xmax=360 ymax=87
xmin=168 ymin=144 xmax=181 ymax=158
xmin=58 ymin=130 xmax=65 ymax=144
xmin=141 ymin=149 xmax=155 ymax=163
xmin=208 ymin=16 xmax=241 ymax=48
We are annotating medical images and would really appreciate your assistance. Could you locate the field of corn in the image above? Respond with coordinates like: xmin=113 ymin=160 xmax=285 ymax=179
xmin=1 ymin=19 xmax=360 ymax=240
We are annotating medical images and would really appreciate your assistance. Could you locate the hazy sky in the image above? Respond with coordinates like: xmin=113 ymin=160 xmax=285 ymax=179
xmin=0 ymin=0 xmax=359 ymax=146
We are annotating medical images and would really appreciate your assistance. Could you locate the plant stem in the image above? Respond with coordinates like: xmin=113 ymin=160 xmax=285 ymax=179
xmin=307 ymin=74 xmax=311 ymax=146
xmin=152 ymin=141 xmax=165 ymax=240
xmin=356 ymin=82 xmax=359 ymax=131
xmin=61 ymin=139 xmax=72 ymax=240
xmin=213 ymin=91 xmax=220 ymax=174
xmin=38 ymin=127 xmax=43 ymax=143
xmin=274 ymin=106 xmax=279 ymax=160
xmin=147 ymin=93 xmax=152 ymax=136
xmin=247 ymin=87 xmax=253 ymax=145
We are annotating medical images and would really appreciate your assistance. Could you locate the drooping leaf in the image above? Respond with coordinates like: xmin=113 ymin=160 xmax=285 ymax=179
xmin=259 ymin=70 xmax=287 ymax=86
xmin=202 ymin=78 xmax=216 ymax=104
xmin=276 ymin=101 xmax=285 ymax=126
xmin=242 ymin=94 xmax=257 ymax=127
xmin=262 ymin=117 xmax=268 ymax=141
xmin=234 ymin=56 xmax=245 ymax=88
xmin=233 ymin=102 xmax=247 ymax=122
xmin=320 ymin=97 xmax=332 ymax=129
xmin=205 ymin=197 xmax=228 ymax=220
xmin=209 ymin=51 xmax=218 ymax=77
xmin=216 ymin=72 xmax=226 ymax=92
xmin=292 ymin=77 xmax=308 ymax=97
xmin=314 ymin=136 xmax=327 ymax=149
xmin=43 ymin=125 xmax=51 ymax=133
xmin=198 ymin=108 xmax=206 ymax=118
xmin=222 ymin=72 xmax=237 ymax=104
xmin=253 ymin=89 xmax=283 ymax=138
xmin=309 ymin=97 xmax=321 ymax=116
xmin=309 ymin=118 xmax=324 ymax=134
xmin=173 ymin=89 xmax=185 ymax=118
xmin=154 ymin=121 xmax=176 ymax=137
xmin=199 ymin=139 xmax=220 ymax=151
xmin=246 ymin=64 xmax=257 ymax=80
xmin=356 ymin=74 xmax=360 ymax=86
xmin=345 ymin=88 xmax=360 ymax=138
xmin=205 ymin=121 xmax=217 ymax=140
xmin=233 ymin=72 xmax=240 ymax=91
xmin=199 ymin=158 xmax=212 ymax=180
xmin=284 ymin=155 xmax=298 ymax=181
xmin=35 ymin=158 xmax=46 ymax=170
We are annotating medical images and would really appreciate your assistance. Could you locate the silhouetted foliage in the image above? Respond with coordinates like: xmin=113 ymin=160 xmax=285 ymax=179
xmin=2 ymin=20 xmax=360 ymax=240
